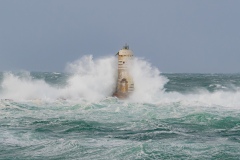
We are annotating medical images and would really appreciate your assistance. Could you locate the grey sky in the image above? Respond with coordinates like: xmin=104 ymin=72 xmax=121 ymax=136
xmin=0 ymin=0 xmax=240 ymax=73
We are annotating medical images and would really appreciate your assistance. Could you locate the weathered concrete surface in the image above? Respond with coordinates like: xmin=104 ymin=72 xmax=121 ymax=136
xmin=113 ymin=45 xmax=134 ymax=99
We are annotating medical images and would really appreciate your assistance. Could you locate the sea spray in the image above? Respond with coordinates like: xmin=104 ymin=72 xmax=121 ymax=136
xmin=0 ymin=56 xmax=118 ymax=101
xmin=0 ymin=55 xmax=169 ymax=102
xmin=1 ymin=55 xmax=240 ymax=109
xmin=128 ymin=57 xmax=168 ymax=102
xmin=63 ymin=55 xmax=118 ymax=101
xmin=1 ymin=61 xmax=240 ymax=159
xmin=0 ymin=72 xmax=59 ymax=100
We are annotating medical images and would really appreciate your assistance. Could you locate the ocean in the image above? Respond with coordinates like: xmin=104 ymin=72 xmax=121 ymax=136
xmin=1 ymin=56 xmax=240 ymax=159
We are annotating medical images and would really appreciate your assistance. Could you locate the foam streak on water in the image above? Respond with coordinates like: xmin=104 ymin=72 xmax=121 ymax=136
xmin=1 ymin=56 xmax=240 ymax=159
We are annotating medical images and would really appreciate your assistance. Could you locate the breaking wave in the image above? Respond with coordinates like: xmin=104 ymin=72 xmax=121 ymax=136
xmin=0 ymin=55 xmax=240 ymax=109
xmin=0 ymin=55 xmax=167 ymax=102
xmin=1 ymin=55 xmax=240 ymax=159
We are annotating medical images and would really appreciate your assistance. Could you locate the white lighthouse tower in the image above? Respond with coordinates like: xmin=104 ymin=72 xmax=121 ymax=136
xmin=113 ymin=44 xmax=134 ymax=98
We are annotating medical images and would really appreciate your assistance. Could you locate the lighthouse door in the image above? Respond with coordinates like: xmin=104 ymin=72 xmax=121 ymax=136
xmin=120 ymin=78 xmax=128 ymax=93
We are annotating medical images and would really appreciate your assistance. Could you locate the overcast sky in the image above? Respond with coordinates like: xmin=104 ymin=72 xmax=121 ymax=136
xmin=0 ymin=0 xmax=240 ymax=73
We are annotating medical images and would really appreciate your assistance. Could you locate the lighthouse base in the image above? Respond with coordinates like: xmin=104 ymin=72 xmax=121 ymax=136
xmin=112 ymin=92 xmax=131 ymax=99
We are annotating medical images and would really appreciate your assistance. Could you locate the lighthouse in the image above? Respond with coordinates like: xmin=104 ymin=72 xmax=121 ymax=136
xmin=113 ymin=44 xmax=134 ymax=98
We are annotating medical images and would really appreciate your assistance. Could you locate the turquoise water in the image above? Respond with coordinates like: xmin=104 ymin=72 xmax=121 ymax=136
xmin=1 ymin=72 xmax=240 ymax=159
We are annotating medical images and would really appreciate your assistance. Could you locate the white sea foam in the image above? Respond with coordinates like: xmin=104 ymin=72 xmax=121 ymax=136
xmin=0 ymin=56 xmax=117 ymax=102
xmin=161 ymin=90 xmax=240 ymax=109
xmin=0 ymin=72 xmax=59 ymax=100
xmin=62 ymin=55 xmax=118 ymax=101
xmin=128 ymin=58 xmax=168 ymax=102
xmin=1 ymin=55 xmax=240 ymax=109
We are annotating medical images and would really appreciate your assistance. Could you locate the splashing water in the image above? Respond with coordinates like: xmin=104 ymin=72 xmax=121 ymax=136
xmin=0 ymin=56 xmax=118 ymax=101
xmin=0 ymin=55 xmax=168 ymax=102
xmin=1 ymin=55 xmax=240 ymax=108
xmin=128 ymin=57 xmax=168 ymax=102
xmin=1 ymin=55 xmax=240 ymax=159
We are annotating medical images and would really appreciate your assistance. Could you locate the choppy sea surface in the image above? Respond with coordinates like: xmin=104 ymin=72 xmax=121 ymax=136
xmin=1 ymin=57 xmax=240 ymax=159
